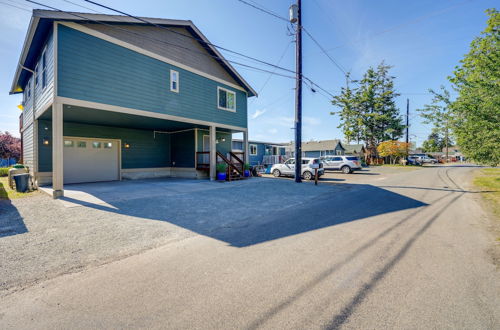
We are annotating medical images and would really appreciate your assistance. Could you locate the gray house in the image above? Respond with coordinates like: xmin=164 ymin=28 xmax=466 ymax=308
xmin=286 ymin=139 xmax=345 ymax=158
xmin=11 ymin=10 xmax=256 ymax=197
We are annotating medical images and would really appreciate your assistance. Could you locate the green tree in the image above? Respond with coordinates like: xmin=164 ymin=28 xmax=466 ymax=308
xmin=421 ymin=129 xmax=454 ymax=153
xmin=417 ymin=86 xmax=453 ymax=158
xmin=331 ymin=62 xmax=405 ymax=158
xmin=448 ymin=9 xmax=500 ymax=166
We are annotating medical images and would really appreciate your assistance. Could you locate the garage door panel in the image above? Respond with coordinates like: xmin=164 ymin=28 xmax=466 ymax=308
xmin=63 ymin=137 xmax=120 ymax=184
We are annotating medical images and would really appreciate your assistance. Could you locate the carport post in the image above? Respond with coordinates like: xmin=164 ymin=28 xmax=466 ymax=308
xmin=243 ymin=130 xmax=249 ymax=164
xmin=209 ymin=125 xmax=216 ymax=180
xmin=52 ymin=102 xmax=64 ymax=198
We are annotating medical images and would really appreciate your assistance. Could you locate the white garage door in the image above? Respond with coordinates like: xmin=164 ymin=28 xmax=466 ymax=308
xmin=63 ymin=137 xmax=120 ymax=184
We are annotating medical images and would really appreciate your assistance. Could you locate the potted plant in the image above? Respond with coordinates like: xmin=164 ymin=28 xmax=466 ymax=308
xmin=244 ymin=163 xmax=250 ymax=177
xmin=216 ymin=163 xmax=227 ymax=181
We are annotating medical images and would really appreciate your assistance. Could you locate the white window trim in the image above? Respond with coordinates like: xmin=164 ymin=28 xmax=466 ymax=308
xmin=170 ymin=69 xmax=179 ymax=93
xmin=250 ymin=144 xmax=258 ymax=156
xmin=217 ymin=86 xmax=236 ymax=112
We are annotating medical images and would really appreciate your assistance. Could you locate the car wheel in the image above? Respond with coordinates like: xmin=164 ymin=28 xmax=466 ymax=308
xmin=272 ymin=169 xmax=281 ymax=177
xmin=303 ymin=171 xmax=313 ymax=180
xmin=341 ymin=166 xmax=352 ymax=174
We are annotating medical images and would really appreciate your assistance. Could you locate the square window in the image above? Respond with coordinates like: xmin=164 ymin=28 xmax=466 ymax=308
xmin=92 ymin=142 xmax=102 ymax=149
xmin=64 ymin=140 xmax=74 ymax=147
xmin=104 ymin=142 xmax=113 ymax=149
xmin=77 ymin=141 xmax=87 ymax=148
xmin=217 ymin=87 xmax=236 ymax=111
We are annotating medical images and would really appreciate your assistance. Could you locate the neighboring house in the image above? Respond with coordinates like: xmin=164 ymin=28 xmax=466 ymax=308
xmin=286 ymin=139 xmax=345 ymax=158
xmin=232 ymin=139 xmax=287 ymax=166
xmin=11 ymin=10 xmax=256 ymax=197
xmin=343 ymin=144 xmax=366 ymax=158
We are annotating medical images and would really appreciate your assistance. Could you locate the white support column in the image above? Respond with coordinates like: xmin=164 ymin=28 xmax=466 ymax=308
xmin=243 ymin=130 xmax=249 ymax=164
xmin=209 ymin=125 xmax=216 ymax=180
xmin=52 ymin=102 xmax=64 ymax=198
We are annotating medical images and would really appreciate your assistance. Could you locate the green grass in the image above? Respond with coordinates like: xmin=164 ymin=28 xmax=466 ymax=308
xmin=474 ymin=168 xmax=500 ymax=218
xmin=0 ymin=176 xmax=38 ymax=200
xmin=0 ymin=167 xmax=9 ymax=177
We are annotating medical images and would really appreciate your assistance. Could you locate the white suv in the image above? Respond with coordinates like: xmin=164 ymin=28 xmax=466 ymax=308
xmin=321 ymin=155 xmax=362 ymax=174
xmin=271 ymin=158 xmax=324 ymax=180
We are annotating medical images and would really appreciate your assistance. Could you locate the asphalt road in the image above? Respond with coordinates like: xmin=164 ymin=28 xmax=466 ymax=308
xmin=1 ymin=165 xmax=498 ymax=329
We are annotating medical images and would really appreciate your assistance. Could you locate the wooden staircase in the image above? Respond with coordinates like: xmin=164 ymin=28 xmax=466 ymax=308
xmin=195 ymin=151 xmax=247 ymax=181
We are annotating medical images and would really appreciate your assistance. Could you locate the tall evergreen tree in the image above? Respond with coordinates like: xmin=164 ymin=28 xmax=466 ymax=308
xmin=331 ymin=62 xmax=405 ymax=158
xmin=448 ymin=9 xmax=500 ymax=166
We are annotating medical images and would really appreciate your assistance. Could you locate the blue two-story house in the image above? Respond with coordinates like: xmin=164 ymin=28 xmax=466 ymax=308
xmin=11 ymin=10 xmax=256 ymax=198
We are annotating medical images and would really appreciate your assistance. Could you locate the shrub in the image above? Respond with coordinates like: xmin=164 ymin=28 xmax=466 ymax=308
xmin=0 ymin=168 xmax=9 ymax=177
xmin=216 ymin=163 xmax=227 ymax=173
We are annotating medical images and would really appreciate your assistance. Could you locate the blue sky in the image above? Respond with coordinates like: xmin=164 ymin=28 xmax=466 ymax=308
xmin=0 ymin=0 xmax=496 ymax=147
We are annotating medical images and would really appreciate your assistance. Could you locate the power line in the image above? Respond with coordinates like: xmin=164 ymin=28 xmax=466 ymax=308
xmin=82 ymin=0 xmax=296 ymax=76
xmin=26 ymin=0 xmax=338 ymax=100
xmin=0 ymin=0 xmax=30 ymax=11
xmin=235 ymin=0 xmax=289 ymax=22
xmin=302 ymin=26 xmax=348 ymax=76
xmin=26 ymin=0 xmax=297 ymax=81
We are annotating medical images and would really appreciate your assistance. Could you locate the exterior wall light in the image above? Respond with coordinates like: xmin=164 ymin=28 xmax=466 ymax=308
xmin=43 ymin=137 xmax=50 ymax=145
xmin=124 ymin=143 xmax=130 ymax=149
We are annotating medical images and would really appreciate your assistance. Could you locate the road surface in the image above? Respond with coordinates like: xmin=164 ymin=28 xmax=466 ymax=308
xmin=0 ymin=165 xmax=498 ymax=329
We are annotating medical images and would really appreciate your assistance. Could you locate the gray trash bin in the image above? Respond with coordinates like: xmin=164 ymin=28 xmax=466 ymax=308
xmin=13 ymin=173 xmax=29 ymax=193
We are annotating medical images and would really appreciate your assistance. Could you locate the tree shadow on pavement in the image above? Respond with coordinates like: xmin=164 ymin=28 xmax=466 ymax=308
xmin=57 ymin=180 xmax=427 ymax=248
xmin=0 ymin=199 xmax=27 ymax=238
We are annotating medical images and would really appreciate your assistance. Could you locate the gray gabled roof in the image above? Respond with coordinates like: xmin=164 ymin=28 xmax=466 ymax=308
xmin=343 ymin=144 xmax=365 ymax=154
xmin=11 ymin=10 xmax=257 ymax=96
xmin=287 ymin=139 xmax=344 ymax=152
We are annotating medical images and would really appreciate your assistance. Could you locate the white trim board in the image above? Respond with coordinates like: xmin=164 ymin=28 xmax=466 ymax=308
xmin=56 ymin=96 xmax=247 ymax=132
xmin=58 ymin=22 xmax=247 ymax=93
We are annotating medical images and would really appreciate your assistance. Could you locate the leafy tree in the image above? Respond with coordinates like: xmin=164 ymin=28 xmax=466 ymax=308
xmin=377 ymin=140 xmax=410 ymax=164
xmin=331 ymin=62 xmax=405 ymax=159
xmin=421 ymin=129 xmax=454 ymax=152
xmin=448 ymin=9 xmax=500 ymax=166
xmin=417 ymin=86 xmax=453 ymax=158
xmin=0 ymin=131 xmax=21 ymax=161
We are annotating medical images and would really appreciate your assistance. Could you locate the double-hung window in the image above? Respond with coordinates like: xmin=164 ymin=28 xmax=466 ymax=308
xmin=250 ymin=144 xmax=257 ymax=156
xmin=217 ymin=87 xmax=236 ymax=112
xmin=170 ymin=70 xmax=179 ymax=93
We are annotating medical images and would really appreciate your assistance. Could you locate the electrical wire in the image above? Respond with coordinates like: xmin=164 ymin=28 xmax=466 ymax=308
xmin=26 ymin=0 xmax=297 ymax=81
xmin=81 ymin=0 xmax=296 ymax=75
xmin=235 ymin=0 xmax=289 ymax=22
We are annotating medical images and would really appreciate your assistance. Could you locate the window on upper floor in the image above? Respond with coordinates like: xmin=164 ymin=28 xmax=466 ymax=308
xmin=250 ymin=144 xmax=257 ymax=156
xmin=217 ymin=87 xmax=236 ymax=112
xmin=35 ymin=64 xmax=39 ymax=87
xmin=170 ymin=70 xmax=179 ymax=93
xmin=41 ymin=49 xmax=47 ymax=88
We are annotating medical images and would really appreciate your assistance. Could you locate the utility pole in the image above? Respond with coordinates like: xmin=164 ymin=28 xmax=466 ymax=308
xmin=290 ymin=0 xmax=302 ymax=182
xmin=445 ymin=122 xmax=449 ymax=163
xmin=406 ymin=98 xmax=409 ymax=160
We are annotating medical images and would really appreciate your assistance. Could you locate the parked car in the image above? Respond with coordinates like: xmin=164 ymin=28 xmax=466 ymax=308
xmin=418 ymin=156 xmax=438 ymax=164
xmin=320 ymin=155 xmax=362 ymax=174
xmin=271 ymin=158 xmax=324 ymax=180
xmin=407 ymin=156 xmax=422 ymax=165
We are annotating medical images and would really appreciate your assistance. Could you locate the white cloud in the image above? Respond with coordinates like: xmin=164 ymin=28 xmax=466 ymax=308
xmin=251 ymin=109 xmax=266 ymax=119
xmin=304 ymin=117 xmax=321 ymax=126
xmin=268 ymin=128 xmax=278 ymax=134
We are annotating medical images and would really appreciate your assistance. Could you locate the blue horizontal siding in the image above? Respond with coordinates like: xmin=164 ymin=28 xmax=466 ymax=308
xmin=57 ymin=25 xmax=247 ymax=128
xmin=37 ymin=120 xmax=187 ymax=172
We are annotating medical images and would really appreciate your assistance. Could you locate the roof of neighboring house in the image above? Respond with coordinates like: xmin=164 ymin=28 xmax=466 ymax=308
xmin=287 ymin=139 xmax=344 ymax=152
xmin=10 ymin=10 xmax=257 ymax=96
xmin=232 ymin=139 xmax=288 ymax=148
xmin=343 ymin=144 xmax=365 ymax=154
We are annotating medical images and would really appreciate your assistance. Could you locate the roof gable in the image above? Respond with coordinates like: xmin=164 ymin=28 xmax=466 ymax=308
xmin=11 ymin=10 xmax=256 ymax=96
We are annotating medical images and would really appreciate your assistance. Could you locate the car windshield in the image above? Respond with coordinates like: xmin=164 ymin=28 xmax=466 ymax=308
xmin=346 ymin=157 xmax=359 ymax=161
